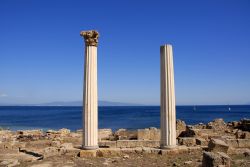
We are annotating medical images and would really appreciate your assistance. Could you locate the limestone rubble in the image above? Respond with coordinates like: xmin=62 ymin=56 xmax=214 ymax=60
xmin=0 ymin=118 xmax=249 ymax=166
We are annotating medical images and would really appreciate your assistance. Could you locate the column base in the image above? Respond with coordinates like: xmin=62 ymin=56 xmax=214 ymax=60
xmin=82 ymin=145 xmax=99 ymax=150
xmin=160 ymin=144 xmax=177 ymax=149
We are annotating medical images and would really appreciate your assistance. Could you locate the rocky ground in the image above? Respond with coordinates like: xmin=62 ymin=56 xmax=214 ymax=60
xmin=0 ymin=118 xmax=249 ymax=167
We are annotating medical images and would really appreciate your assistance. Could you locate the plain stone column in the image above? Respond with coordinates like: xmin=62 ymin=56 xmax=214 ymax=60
xmin=160 ymin=44 xmax=177 ymax=149
xmin=80 ymin=30 xmax=99 ymax=150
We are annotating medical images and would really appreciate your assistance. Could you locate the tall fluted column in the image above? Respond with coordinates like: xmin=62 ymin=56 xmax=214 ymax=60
xmin=160 ymin=44 xmax=177 ymax=149
xmin=80 ymin=30 xmax=99 ymax=150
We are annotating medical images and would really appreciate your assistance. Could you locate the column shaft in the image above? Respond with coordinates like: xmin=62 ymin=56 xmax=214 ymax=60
xmin=82 ymin=46 xmax=98 ymax=150
xmin=160 ymin=44 xmax=176 ymax=149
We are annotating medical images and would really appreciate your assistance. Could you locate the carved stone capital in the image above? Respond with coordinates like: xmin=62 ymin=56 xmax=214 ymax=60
xmin=80 ymin=30 xmax=99 ymax=47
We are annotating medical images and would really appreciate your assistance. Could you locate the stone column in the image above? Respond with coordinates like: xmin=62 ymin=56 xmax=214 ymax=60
xmin=80 ymin=30 xmax=99 ymax=150
xmin=160 ymin=44 xmax=177 ymax=149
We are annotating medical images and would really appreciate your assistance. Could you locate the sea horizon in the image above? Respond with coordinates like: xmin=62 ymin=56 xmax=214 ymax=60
xmin=0 ymin=105 xmax=249 ymax=131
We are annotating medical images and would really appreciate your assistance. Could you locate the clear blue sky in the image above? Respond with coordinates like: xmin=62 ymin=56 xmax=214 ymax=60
xmin=0 ymin=0 xmax=250 ymax=105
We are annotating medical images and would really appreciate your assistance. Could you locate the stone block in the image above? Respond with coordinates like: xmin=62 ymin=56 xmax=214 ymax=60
xmin=50 ymin=140 xmax=61 ymax=147
xmin=121 ymin=147 xmax=142 ymax=154
xmin=225 ymin=139 xmax=238 ymax=148
xmin=228 ymin=148 xmax=250 ymax=155
xmin=178 ymin=137 xmax=196 ymax=146
xmin=116 ymin=140 xmax=159 ymax=148
xmin=60 ymin=143 xmax=73 ymax=149
xmin=98 ymin=129 xmax=112 ymax=141
xmin=99 ymin=141 xmax=116 ymax=148
xmin=96 ymin=148 xmax=121 ymax=157
xmin=141 ymin=147 xmax=161 ymax=154
xmin=196 ymin=138 xmax=208 ymax=146
xmin=43 ymin=147 xmax=60 ymax=158
xmin=237 ymin=139 xmax=250 ymax=148
xmin=148 ymin=127 xmax=160 ymax=140
xmin=176 ymin=119 xmax=186 ymax=132
xmin=138 ymin=129 xmax=150 ymax=140
xmin=208 ymin=138 xmax=229 ymax=153
xmin=79 ymin=150 xmax=97 ymax=158
xmin=114 ymin=129 xmax=137 ymax=140
xmin=207 ymin=119 xmax=227 ymax=131
xmin=160 ymin=145 xmax=188 ymax=155
xmin=202 ymin=151 xmax=231 ymax=167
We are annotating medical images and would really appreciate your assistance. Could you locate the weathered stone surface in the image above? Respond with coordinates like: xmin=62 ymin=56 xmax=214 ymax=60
xmin=225 ymin=139 xmax=238 ymax=148
xmin=114 ymin=129 xmax=137 ymax=140
xmin=121 ymin=147 xmax=143 ymax=154
xmin=99 ymin=141 xmax=116 ymax=148
xmin=207 ymin=119 xmax=227 ymax=131
xmin=196 ymin=138 xmax=208 ymax=146
xmin=116 ymin=140 xmax=159 ymax=148
xmin=58 ymin=128 xmax=70 ymax=136
xmin=228 ymin=148 xmax=250 ymax=155
xmin=98 ymin=129 xmax=112 ymax=141
xmin=79 ymin=150 xmax=97 ymax=158
xmin=50 ymin=141 xmax=61 ymax=147
xmin=141 ymin=147 xmax=161 ymax=154
xmin=0 ymin=130 xmax=13 ymax=142
xmin=178 ymin=137 xmax=196 ymax=146
xmin=238 ymin=119 xmax=250 ymax=131
xmin=160 ymin=145 xmax=188 ymax=155
xmin=60 ymin=143 xmax=73 ymax=149
xmin=0 ymin=159 xmax=20 ymax=167
xmin=208 ymin=139 xmax=229 ymax=153
xmin=0 ymin=141 xmax=22 ymax=154
xmin=238 ymin=139 xmax=250 ymax=148
xmin=137 ymin=127 xmax=160 ymax=140
xmin=80 ymin=30 xmax=99 ymax=46
xmin=17 ymin=130 xmax=44 ymax=141
xmin=43 ymin=147 xmax=60 ymax=158
xmin=96 ymin=148 xmax=121 ymax=157
xmin=235 ymin=130 xmax=250 ymax=139
xmin=202 ymin=151 xmax=231 ymax=167
xmin=176 ymin=120 xmax=186 ymax=137
xmin=184 ymin=160 xmax=193 ymax=165
xmin=243 ymin=149 xmax=250 ymax=157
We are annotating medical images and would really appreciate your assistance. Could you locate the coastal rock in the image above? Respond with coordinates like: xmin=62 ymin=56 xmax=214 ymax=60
xmin=176 ymin=120 xmax=186 ymax=137
xmin=208 ymin=138 xmax=229 ymax=153
xmin=58 ymin=128 xmax=70 ymax=136
xmin=207 ymin=119 xmax=227 ymax=131
xmin=202 ymin=151 xmax=231 ymax=167
xmin=137 ymin=127 xmax=160 ymax=140
xmin=17 ymin=130 xmax=44 ymax=141
xmin=238 ymin=119 xmax=250 ymax=131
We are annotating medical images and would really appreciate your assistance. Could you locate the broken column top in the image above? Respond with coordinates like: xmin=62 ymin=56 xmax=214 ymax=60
xmin=80 ymin=30 xmax=99 ymax=47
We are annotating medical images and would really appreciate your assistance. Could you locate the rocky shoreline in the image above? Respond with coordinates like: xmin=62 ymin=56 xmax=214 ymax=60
xmin=0 ymin=118 xmax=249 ymax=167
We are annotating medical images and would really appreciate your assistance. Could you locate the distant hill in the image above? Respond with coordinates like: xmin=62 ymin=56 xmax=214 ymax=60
xmin=40 ymin=100 xmax=141 ymax=106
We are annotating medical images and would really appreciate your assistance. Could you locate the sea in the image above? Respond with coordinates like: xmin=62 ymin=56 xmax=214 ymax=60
xmin=0 ymin=105 xmax=249 ymax=131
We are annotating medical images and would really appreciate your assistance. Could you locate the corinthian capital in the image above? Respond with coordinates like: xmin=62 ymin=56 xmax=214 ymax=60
xmin=80 ymin=30 xmax=99 ymax=47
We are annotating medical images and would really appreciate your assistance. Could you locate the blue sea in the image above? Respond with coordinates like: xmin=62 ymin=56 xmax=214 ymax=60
xmin=0 ymin=105 xmax=249 ymax=131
